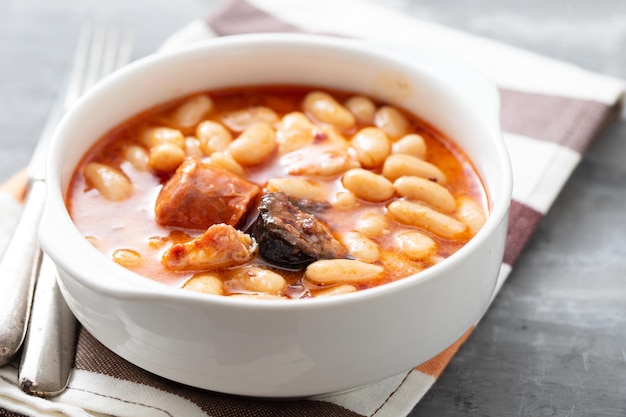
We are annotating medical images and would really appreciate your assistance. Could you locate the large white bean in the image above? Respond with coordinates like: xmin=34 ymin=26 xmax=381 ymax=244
xmin=228 ymin=123 xmax=277 ymax=166
xmin=231 ymin=267 xmax=287 ymax=294
xmin=374 ymin=105 xmax=410 ymax=139
xmin=342 ymin=231 xmax=380 ymax=263
xmin=345 ymin=95 xmax=376 ymax=124
xmin=382 ymin=154 xmax=447 ymax=184
xmin=392 ymin=133 xmax=427 ymax=159
xmin=394 ymin=176 xmax=456 ymax=212
xmin=387 ymin=200 xmax=467 ymax=239
xmin=149 ymin=142 xmax=186 ymax=172
xmin=456 ymin=196 xmax=487 ymax=235
xmin=184 ymin=136 xmax=203 ymax=158
xmin=396 ymin=231 xmax=437 ymax=261
xmin=305 ymin=259 xmax=384 ymax=284
xmin=196 ymin=120 xmax=233 ymax=154
xmin=276 ymin=112 xmax=315 ymax=154
xmin=221 ymin=106 xmax=279 ymax=132
xmin=342 ymin=168 xmax=394 ymax=202
xmin=141 ymin=127 xmax=185 ymax=148
xmin=333 ymin=190 xmax=357 ymax=210
xmin=122 ymin=145 xmax=149 ymax=171
xmin=381 ymin=251 xmax=423 ymax=276
xmin=207 ymin=152 xmax=246 ymax=177
xmin=283 ymin=146 xmax=359 ymax=177
xmin=313 ymin=284 xmax=357 ymax=298
xmin=83 ymin=162 xmax=132 ymax=201
xmin=183 ymin=273 xmax=224 ymax=295
xmin=174 ymin=94 xmax=214 ymax=129
xmin=357 ymin=211 xmax=389 ymax=237
xmin=303 ymin=91 xmax=356 ymax=131
xmin=351 ymin=127 xmax=391 ymax=168
xmin=267 ymin=177 xmax=327 ymax=201
xmin=229 ymin=293 xmax=288 ymax=300
xmin=112 ymin=248 xmax=141 ymax=267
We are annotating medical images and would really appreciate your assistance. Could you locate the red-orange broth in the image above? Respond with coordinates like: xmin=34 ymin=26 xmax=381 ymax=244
xmin=67 ymin=86 xmax=488 ymax=299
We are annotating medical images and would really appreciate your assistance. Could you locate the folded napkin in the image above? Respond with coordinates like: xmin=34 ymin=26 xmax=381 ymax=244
xmin=1 ymin=0 xmax=624 ymax=416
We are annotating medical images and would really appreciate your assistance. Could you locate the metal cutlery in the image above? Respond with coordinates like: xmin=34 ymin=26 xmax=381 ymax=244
xmin=0 ymin=20 xmax=133 ymax=396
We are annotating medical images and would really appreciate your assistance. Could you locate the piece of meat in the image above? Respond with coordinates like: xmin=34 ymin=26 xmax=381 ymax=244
xmin=162 ymin=223 xmax=257 ymax=271
xmin=155 ymin=158 xmax=260 ymax=230
xmin=251 ymin=192 xmax=346 ymax=269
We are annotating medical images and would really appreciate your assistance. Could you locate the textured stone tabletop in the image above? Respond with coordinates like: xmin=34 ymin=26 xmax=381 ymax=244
xmin=1 ymin=1 xmax=625 ymax=416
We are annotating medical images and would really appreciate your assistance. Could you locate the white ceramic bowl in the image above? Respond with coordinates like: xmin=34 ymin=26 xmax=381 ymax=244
xmin=40 ymin=34 xmax=512 ymax=398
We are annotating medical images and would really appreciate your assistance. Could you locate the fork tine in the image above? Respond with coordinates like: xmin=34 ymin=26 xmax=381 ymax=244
xmin=100 ymin=25 xmax=120 ymax=77
xmin=83 ymin=22 xmax=107 ymax=92
xmin=63 ymin=22 xmax=133 ymax=109
xmin=63 ymin=21 xmax=92 ymax=108
xmin=17 ymin=20 xmax=133 ymax=397
xmin=116 ymin=28 xmax=134 ymax=70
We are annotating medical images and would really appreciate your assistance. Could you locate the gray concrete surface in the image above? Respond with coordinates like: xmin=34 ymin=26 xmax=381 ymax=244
xmin=1 ymin=1 xmax=626 ymax=416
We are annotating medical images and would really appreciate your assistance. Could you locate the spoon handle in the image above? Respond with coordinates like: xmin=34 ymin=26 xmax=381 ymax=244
xmin=18 ymin=254 xmax=77 ymax=397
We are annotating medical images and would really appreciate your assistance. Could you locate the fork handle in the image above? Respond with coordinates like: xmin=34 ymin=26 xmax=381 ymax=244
xmin=0 ymin=180 xmax=46 ymax=365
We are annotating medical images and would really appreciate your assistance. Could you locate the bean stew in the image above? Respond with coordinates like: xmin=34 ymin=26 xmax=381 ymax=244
xmin=68 ymin=86 xmax=488 ymax=299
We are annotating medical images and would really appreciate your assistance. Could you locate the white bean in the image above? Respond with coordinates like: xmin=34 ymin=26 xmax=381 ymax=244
xmin=333 ymin=191 xmax=357 ymax=210
xmin=357 ymin=211 xmax=389 ymax=237
xmin=303 ymin=91 xmax=355 ymax=131
xmin=381 ymin=251 xmax=423 ymax=276
xmin=394 ymin=176 xmax=456 ymax=212
xmin=228 ymin=123 xmax=277 ymax=166
xmin=83 ymin=162 xmax=133 ymax=201
xmin=141 ymin=127 xmax=185 ymax=148
xmin=382 ymin=154 xmax=447 ymax=184
xmin=122 ymin=145 xmax=149 ymax=171
xmin=231 ymin=267 xmax=287 ymax=294
xmin=345 ymin=95 xmax=376 ymax=124
xmin=149 ymin=142 xmax=186 ymax=172
xmin=374 ymin=105 xmax=410 ymax=139
xmin=342 ymin=168 xmax=394 ymax=202
xmin=174 ymin=94 xmax=214 ymax=129
xmin=387 ymin=200 xmax=468 ymax=239
xmin=342 ymin=232 xmax=380 ymax=263
xmin=305 ymin=259 xmax=384 ymax=284
xmin=229 ymin=293 xmax=288 ymax=300
xmin=276 ymin=112 xmax=315 ymax=154
xmin=457 ymin=196 xmax=487 ymax=235
xmin=183 ymin=273 xmax=224 ymax=295
xmin=221 ymin=106 xmax=279 ymax=132
xmin=184 ymin=136 xmax=203 ymax=158
xmin=314 ymin=284 xmax=357 ymax=297
xmin=351 ymin=127 xmax=391 ymax=168
xmin=112 ymin=248 xmax=141 ymax=267
xmin=283 ymin=146 xmax=360 ymax=177
xmin=396 ymin=231 xmax=437 ymax=261
xmin=267 ymin=177 xmax=327 ymax=201
xmin=392 ymin=133 xmax=427 ymax=159
xmin=207 ymin=152 xmax=246 ymax=177
xmin=196 ymin=120 xmax=233 ymax=154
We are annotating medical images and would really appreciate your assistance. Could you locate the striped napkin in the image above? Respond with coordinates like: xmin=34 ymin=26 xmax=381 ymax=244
xmin=1 ymin=0 xmax=624 ymax=416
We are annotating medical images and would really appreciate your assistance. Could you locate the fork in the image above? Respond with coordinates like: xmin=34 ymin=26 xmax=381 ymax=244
xmin=0 ymin=20 xmax=133 ymax=396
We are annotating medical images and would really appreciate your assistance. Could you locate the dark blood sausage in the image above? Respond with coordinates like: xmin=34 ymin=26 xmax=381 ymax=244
xmin=251 ymin=192 xmax=346 ymax=269
xmin=155 ymin=158 xmax=260 ymax=230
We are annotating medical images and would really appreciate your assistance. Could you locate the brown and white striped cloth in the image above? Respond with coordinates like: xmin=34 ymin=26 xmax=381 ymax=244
xmin=0 ymin=0 xmax=624 ymax=415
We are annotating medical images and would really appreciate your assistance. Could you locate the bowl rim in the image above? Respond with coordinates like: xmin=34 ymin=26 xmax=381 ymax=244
xmin=40 ymin=33 xmax=513 ymax=310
